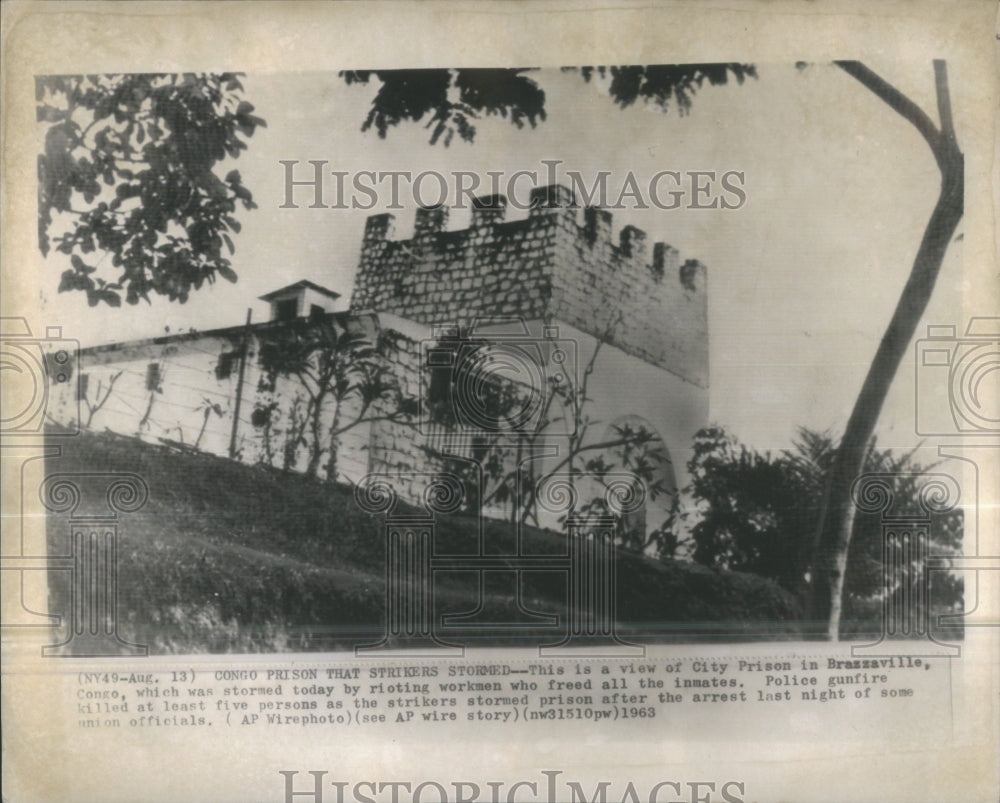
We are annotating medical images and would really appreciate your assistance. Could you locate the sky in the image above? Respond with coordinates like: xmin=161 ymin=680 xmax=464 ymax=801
xmin=38 ymin=62 xmax=971 ymax=455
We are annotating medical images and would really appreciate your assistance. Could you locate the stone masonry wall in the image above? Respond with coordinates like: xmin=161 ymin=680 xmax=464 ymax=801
xmin=364 ymin=328 xmax=449 ymax=506
xmin=350 ymin=184 xmax=708 ymax=388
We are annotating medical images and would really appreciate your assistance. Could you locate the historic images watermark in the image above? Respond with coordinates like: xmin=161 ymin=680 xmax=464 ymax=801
xmin=833 ymin=316 xmax=1000 ymax=655
xmin=0 ymin=317 xmax=147 ymax=656
xmin=417 ymin=319 xmax=579 ymax=438
xmin=905 ymin=317 xmax=1000 ymax=648
xmin=278 ymin=770 xmax=748 ymax=803
xmin=37 ymin=471 xmax=150 ymax=657
xmin=0 ymin=318 xmax=79 ymax=437
xmin=355 ymin=319 xmax=649 ymax=656
xmin=279 ymin=159 xmax=747 ymax=211
xmin=355 ymin=470 xmax=645 ymax=657
xmin=849 ymin=471 xmax=962 ymax=657
xmin=914 ymin=317 xmax=1000 ymax=436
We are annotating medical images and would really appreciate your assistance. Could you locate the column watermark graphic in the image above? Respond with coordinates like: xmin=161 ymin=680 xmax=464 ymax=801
xmin=850 ymin=472 xmax=961 ymax=657
xmin=38 ymin=473 xmax=149 ymax=657
xmin=355 ymin=470 xmax=645 ymax=658
xmin=859 ymin=316 xmax=1000 ymax=657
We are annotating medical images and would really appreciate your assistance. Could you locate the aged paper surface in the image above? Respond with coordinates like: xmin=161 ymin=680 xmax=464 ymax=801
xmin=2 ymin=1 xmax=998 ymax=801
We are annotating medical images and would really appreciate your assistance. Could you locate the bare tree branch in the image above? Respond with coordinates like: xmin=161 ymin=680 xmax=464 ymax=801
xmin=834 ymin=61 xmax=953 ymax=169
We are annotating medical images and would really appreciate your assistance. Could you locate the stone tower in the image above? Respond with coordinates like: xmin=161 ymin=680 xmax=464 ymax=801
xmin=349 ymin=184 xmax=708 ymax=388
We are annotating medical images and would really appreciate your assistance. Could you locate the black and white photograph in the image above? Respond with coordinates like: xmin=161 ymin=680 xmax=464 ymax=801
xmin=2 ymin=2 xmax=998 ymax=802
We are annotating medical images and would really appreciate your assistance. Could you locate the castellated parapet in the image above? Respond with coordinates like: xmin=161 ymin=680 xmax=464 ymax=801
xmin=350 ymin=184 xmax=708 ymax=388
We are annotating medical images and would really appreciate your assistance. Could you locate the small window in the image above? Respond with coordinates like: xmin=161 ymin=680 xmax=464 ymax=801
xmin=215 ymin=351 xmax=237 ymax=380
xmin=145 ymin=363 xmax=161 ymax=391
xmin=309 ymin=304 xmax=325 ymax=320
xmin=275 ymin=298 xmax=298 ymax=321
xmin=78 ymin=373 xmax=89 ymax=400
xmin=425 ymin=344 xmax=456 ymax=409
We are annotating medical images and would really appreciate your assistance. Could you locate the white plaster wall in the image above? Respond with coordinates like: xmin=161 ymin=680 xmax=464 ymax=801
xmin=46 ymin=310 xmax=706 ymax=540
xmin=49 ymin=328 xmax=375 ymax=486
xmin=49 ymin=336 xmax=243 ymax=455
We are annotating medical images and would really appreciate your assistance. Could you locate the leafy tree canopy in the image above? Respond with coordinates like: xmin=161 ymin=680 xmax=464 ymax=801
xmin=37 ymin=73 xmax=265 ymax=307
xmin=676 ymin=426 xmax=963 ymax=630
xmin=576 ymin=64 xmax=757 ymax=113
xmin=341 ymin=65 xmax=755 ymax=146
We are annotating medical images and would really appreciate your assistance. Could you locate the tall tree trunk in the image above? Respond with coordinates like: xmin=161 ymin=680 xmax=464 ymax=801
xmin=807 ymin=61 xmax=963 ymax=639
xmin=305 ymin=390 xmax=329 ymax=478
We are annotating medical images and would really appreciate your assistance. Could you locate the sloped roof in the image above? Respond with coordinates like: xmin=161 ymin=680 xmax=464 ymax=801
xmin=258 ymin=280 xmax=341 ymax=301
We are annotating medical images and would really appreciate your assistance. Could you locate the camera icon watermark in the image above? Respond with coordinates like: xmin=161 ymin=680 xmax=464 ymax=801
xmin=0 ymin=317 xmax=80 ymax=437
xmin=915 ymin=317 xmax=1000 ymax=436
xmin=418 ymin=318 xmax=578 ymax=438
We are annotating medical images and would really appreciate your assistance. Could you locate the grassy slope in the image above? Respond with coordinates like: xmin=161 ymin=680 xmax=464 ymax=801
xmin=46 ymin=429 xmax=802 ymax=653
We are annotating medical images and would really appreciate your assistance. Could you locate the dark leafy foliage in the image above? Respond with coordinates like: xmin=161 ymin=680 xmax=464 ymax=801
xmin=684 ymin=427 xmax=820 ymax=589
xmin=37 ymin=73 xmax=265 ymax=306
xmin=680 ymin=426 xmax=963 ymax=622
xmin=341 ymin=68 xmax=546 ymax=147
xmin=576 ymin=64 xmax=757 ymax=114
xmin=342 ymin=65 xmax=755 ymax=146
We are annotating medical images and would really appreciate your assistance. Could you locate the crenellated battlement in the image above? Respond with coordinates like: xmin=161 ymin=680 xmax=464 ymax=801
xmin=350 ymin=184 xmax=708 ymax=387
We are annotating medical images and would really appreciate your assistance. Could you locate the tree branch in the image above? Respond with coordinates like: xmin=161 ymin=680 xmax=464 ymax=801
xmin=834 ymin=61 xmax=947 ymax=168
xmin=808 ymin=60 xmax=964 ymax=639
xmin=934 ymin=60 xmax=956 ymax=144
